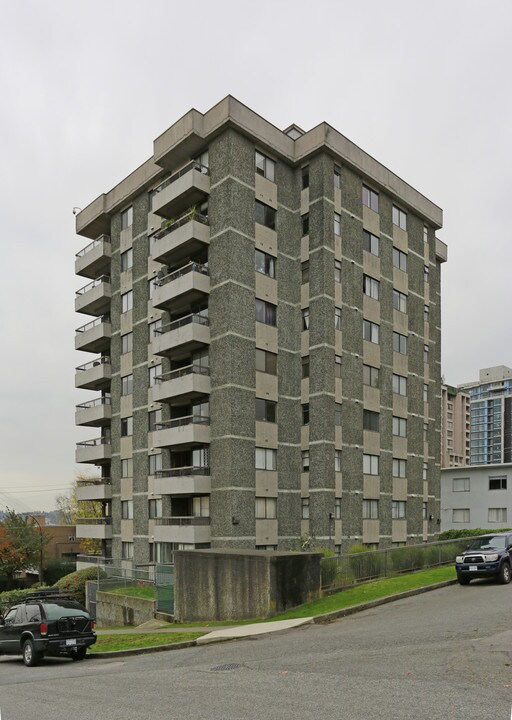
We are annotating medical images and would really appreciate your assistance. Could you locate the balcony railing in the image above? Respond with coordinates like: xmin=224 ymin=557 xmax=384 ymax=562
xmin=76 ymin=554 xmax=113 ymax=566
xmin=158 ymin=262 xmax=209 ymax=286
xmin=77 ymin=477 xmax=111 ymax=486
xmin=155 ymin=466 xmax=210 ymax=478
xmin=156 ymin=365 xmax=210 ymax=383
xmin=76 ymin=517 xmax=112 ymax=525
xmin=155 ymin=516 xmax=210 ymax=527
xmin=76 ymin=357 xmax=111 ymax=372
xmin=76 ymin=275 xmax=111 ymax=296
xmin=152 ymin=211 xmax=208 ymax=242
xmin=152 ymin=161 xmax=209 ymax=196
xmin=76 ymin=396 xmax=111 ymax=410
xmin=155 ymin=416 xmax=210 ymax=431
xmin=76 ymin=235 xmax=111 ymax=258
xmin=155 ymin=313 xmax=209 ymax=336
xmin=76 ymin=437 xmax=111 ymax=448
xmin=76 ymin=315 xmax=110 ymax=334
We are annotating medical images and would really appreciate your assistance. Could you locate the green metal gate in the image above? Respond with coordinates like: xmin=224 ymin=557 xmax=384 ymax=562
xmin=155 ymin=564 xmax=174 ymax=614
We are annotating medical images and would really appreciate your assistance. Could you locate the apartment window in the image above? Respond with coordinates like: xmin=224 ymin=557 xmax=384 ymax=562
xmin=149 ymin=453 xmax=163 ymax=475
xmin=256 ymin=349 xmax=277 ymax=375
xmin=255 ymin=447 xmax=277 ymax=470
xmin=363 ymin=364 xmax=379 ymax=388
xmin=334 ymin=164 xmax=341 ymax=188
xmin=121 ymin=332 xmax=133 ymax=354
xmin=393 ymin=332 xmax=407 ymax=355
xmin=255 ymin=151 xmax=275 ymax=181
xmin=424 ymin=265 xmax=430 ymax=283
xmin=424 ymin=304 xmax=430 ymax=322
xmin=301 ymin=261 xmax=309 ymax=283
xmin=193 ymin=496 xmax=210 ymax=518
xmin=255 ymin=201 xmax=276 ymax=230
xmin=392 ymin=416 xmax=407 ymax=437
xmin=121 ymin=206 xmax=133 ymax=230
xmin=302 ymin=213 xmax=309 ymax=236
xmin=121 ymin=542 xmax=134 ymax=560
xmin=392 ymin=374 xmax=407 ymax=396
xmin=393 ymin=290 xmax=407 ymax=313
xmin=301 ymin=497 xmax=310 ymax=519
xmin=334 ymin=260 xmax=342 ymax=283
xmin=362 ymin=185 xmax=379 ymax=212
xmin=423 ymin=423 xmax=428 ymax=442
xmin=335 ymin=450 xmax=342 ymax=472
xmin=301 ymin=450 xmax=310 ymax=472
xmin=121 ymin=248 xmax=133 ymax=271
xmin=149 ymin=364 xmax=162 ymax=387
xmin=121 ymin=290 xmax=133 ymax=313
xmin=488 ymin=508 xmax=507 ymax=523
xmin=363 ymin=410 xmax=379 ymax=432
xmin=302 ymin=404 xmax=310 ymax=425
xmin=423 ymin=225 xmax=429 ymax=243
xmin=423 ymin=462 xmax=428 ymax=480
xmin=302 ymin=308 xmax=310 ymax=330
xmin=392 ymin=500 xmax=406 ymax=519
xmin=335 ymin=355 xmax=342 ymax=378
xmin=335 ymin=403 xmax=342 ymax=426
xmin=255 ymin=249 xmax=276 ymax=278
xmin=121 ymin=374 xmax=133 ymax=396
xmin=363 ymin=320 xmax=379 ymax=344
xmin=489 ymin=476 xmax=507 ymax=490
xmin=301 ymin=165 xmax=309 ymax=189
xmin=335 ymin=498 xmax=342 ymax=519
xmin=423 ymin=502 xmax=428 ymax=521
xmin=334 ymin=212 xmax=341 ymax=236
xmin=335 ymin=307 xmax=342 ymax=331
xmin=453 ymin=508 xmax=470 ymax=523
xmin=256 ymin=299 xmax=277 ymax=326
xmin=149 ymin=409 xmax=162 ymax=432
xmin=255 ymin=497 xmax=277 ymax=519
xmin=423 ymin=383 xmax=429 ymax=403
xmin=392 ymin=247 xmax=407 ymax=272
xmin=362 ymin=230 xmax=379 ymax=256
xmin=453 ymin=477 xmax=469 ymax=492
xmin=301 ymin=356 xmax=310 ymax=379
xmin=148 ymin=498 xmax=162 ymax=519
xmin=148 ymin=319 xmax=162 ymax=342
xmin=363 ymin=454 xmax=379 ymax=476
xmin=121 ymin=500 xmax=133 ymax=520
xmin=121 ymin=458 xmax=133 ymax=477
xmin=423 ymin=344 xmax=429 ymax=363
xmin=392 ymin=205 xmax=407 ymax=230
xmin=363 ymin=499 xmax=379 ymax=519
xmin=255 ymin=398 xmax=277 ymax=423
xmin=393 ymin=458 xmax=407 ymax=477
xmin=363 ymin=274 xmax=380 ymax=300
xmin=121 ymin=416 xmax=133 ymax=437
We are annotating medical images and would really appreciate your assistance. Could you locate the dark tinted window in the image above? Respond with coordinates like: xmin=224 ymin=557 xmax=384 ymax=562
xmin=25 ymin=605 xmax=42 ymax=623
xmin=44 ymin=602 xmax=88 ymax=620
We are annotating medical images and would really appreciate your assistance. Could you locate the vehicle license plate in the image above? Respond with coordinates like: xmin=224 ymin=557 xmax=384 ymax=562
xmin=65 ymin=638 xmax=77 ymax=646
xmin=469 ymin=565 xmax=478 ymax=571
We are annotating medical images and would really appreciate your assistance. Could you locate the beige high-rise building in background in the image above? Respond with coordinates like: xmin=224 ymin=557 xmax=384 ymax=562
xmin=441 ymin=384 xmax=470 ymax=467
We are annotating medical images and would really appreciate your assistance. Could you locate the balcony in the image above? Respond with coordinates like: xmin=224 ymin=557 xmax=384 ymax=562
xmin=153 ymin=516 xmax=211 ymax=544
xmin=151 ymin=161 xmax=210 ymax=219
xmin=75 ymin=276 xmax=112 ymax=316
xmin=75 ymin=235 xmax=111 ymax=279
xmin=152 ymin=313 xmax=210 ymax=359
xmin=153 ymin=365 xmax=210 ymax=404
xmin=151 ymin=216 xmax=209 ymax=266
xmin=154 ymin=467 xmax=211 ymax=496
xmin=152 ymin=263 xmax=210 ymax=313
xmin=75 ymin=357 xmax=111 ymax=390
xmin=75 ymin=316 xmax=111 ymax=353
xmin=76 ymin=554 xmax=113 ymax=571
xmin=75 ymin=397 xmax=112 ymax=427
xmin=75 ymin=437 xmax=111 ymax=464
xmin=76 ymin=478 xmax=112 ymax=501
xmin=152 ymin=416 xmax=210 ymax=449
xmin=76 ymin=517 xmax=112 ymax=540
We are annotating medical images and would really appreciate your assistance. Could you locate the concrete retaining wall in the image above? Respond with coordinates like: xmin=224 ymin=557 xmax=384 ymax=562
xmin=96 ymin=591 xmax=155 ymax=627
xmin=174 ymin=549 xmax=321 ymax=622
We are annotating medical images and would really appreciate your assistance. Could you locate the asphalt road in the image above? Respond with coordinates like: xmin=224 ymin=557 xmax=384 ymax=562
xmin=1 ymin=581 xmax=512 ymax=720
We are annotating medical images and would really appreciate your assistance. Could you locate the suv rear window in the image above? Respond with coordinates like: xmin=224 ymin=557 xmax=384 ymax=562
xmin=44 ymin=602 xmax=88 ymax=620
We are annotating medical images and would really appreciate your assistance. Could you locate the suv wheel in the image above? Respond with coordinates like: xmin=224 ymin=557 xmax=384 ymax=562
xmin=22 ymin=639 xmax=40 ymax=667
xmin=498 ymin=563 xmax=511 ymax=584
xmin=70 ymin=647 xmax=87 ymax=661
xmin=458 ymin=575 xmax=470 ymax=586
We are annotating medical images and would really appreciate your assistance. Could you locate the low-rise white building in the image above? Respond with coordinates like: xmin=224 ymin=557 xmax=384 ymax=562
xmin=440 ymin=464 xmax=512 ymax=531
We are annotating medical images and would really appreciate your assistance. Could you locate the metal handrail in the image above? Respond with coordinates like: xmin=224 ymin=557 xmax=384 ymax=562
xmin=76 ymin=437 xmax=111 ymax=447
xmin=157 ymin=262 xmax=209 ymax=286
xmin=156 ymin=365 xmax=209 ymax=383
xmin=155 ymin=516 xmax=210 ymax=526
xmin=76 ymin=235 xmax=110 ymax=258
xmin=76 ymin=517 xmax=112 ymax=526
xmin=155 ymin=313 xmax=209 ymax=335
xmin=77 ymin=477 xmax=111 ymax=486
xmin=152 ymin=211 xmax=208 ymax=240
xmin=76 ymin=357 xmax=111 ymax=372
xmin=76 ymin=396 xmax=111 ymax=410
xmin=76 ymin=275 xmax=111 ymax=296
xmin=155 ymin=467 xmax=210 ymax=477
xmin=76 ymin=315 xmax=111 ymax=333
xmin=155 ymin=415 xmax=210 ymax=430
xmin=153 ymin=161 xmax=209 ymax=195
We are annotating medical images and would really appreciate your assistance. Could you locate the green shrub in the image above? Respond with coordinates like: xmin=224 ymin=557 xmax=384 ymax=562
xmin=437 ymin=528 xmax=511 ymax=540
xmin=347 ymin=544 xmax=384 ymax=581
xmin=43 ymin=561 xmax=77 ymax=586
xmin=389 ymin=546 xmax=425 ymax=574
xmin=0 ymin=586 xmax=50 ymax=614
xmin=57 ymin=567 xmax=105 ymax=606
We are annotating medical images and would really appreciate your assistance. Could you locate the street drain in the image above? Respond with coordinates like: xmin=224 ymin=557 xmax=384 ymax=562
xmin=211 ymin=663 xmax=245 ymax=671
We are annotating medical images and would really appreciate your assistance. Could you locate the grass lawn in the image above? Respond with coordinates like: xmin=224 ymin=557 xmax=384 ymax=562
xmin=90 ymin=632 xmax=204 ymax=653
xmin=106 ymin=586 xmax=155 ymax=600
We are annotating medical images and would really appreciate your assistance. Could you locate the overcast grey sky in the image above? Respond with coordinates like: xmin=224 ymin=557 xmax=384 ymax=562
xmin=1 ymin=0 xmax=511 ymax=513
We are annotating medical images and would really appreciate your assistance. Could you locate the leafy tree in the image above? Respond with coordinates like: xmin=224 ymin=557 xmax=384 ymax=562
xmin=55 ymin=476 xmax=103 ymax=555
xmin=0 ymin=510 xmax=49 ymax=588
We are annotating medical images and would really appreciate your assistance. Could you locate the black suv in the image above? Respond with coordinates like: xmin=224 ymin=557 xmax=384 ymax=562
xmin=0 ymin=588 xmax=96 ymax=666
xmin=455 ymin=532 xmax=512 ymax=585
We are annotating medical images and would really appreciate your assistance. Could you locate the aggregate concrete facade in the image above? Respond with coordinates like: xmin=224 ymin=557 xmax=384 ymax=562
xmin=74 ymin=96 xmax=446 ymax=567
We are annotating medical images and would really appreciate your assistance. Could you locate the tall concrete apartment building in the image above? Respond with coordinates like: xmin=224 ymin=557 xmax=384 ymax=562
xmin=440 ymin=384 xmax=470 ymax=467
xmin=459 ymin=366 xmax=512 ymax=466
xmin=74 ymin=97 xmax=446 ymax=567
